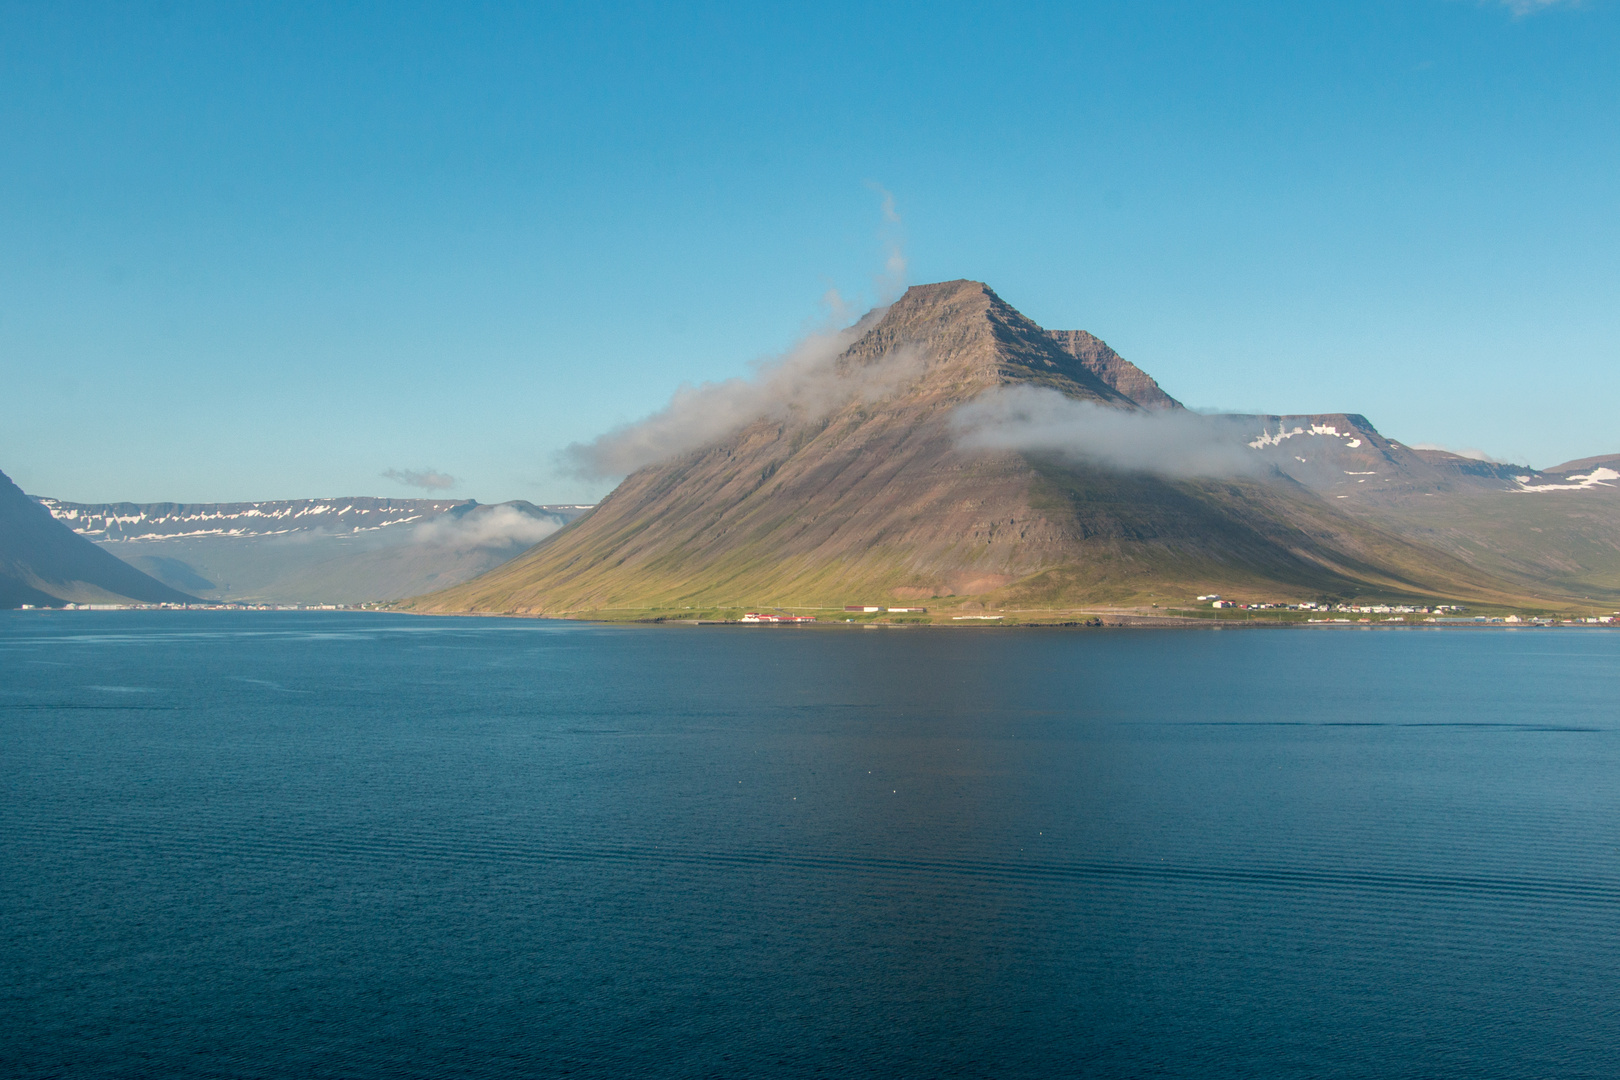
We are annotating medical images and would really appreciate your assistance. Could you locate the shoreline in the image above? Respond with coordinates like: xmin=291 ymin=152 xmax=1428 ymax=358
xmin=381 ymin=607 xmax=1618 ymax=630
xmin=7 ymin=606 xmax=1618 ymax=631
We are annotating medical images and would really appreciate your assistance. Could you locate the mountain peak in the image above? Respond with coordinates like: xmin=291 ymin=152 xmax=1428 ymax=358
xmin=845 ymin=280 xmax=1174 ymax=409
xmin=897 ymin=277 xmax=998 ymax=302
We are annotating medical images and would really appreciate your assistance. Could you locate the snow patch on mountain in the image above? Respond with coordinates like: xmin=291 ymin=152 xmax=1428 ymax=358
xmin=1247 ymin=423 xmax=1362 ymax=450
xmin=1513 ymin=467 xmax=1619 ymax=493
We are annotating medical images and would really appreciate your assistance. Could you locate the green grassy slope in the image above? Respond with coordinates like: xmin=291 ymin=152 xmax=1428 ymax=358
xmin=1345 ymin=491 xmax=1620 ymax=608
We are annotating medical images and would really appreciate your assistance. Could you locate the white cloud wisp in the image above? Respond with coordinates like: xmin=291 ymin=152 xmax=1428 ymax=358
xmin=410 ymin=504 xmax=563 ymax=548
xmin=563 ymin=311 xmax=924 ymax=480
xmin=868 ymin=181 xmax=908 ymax=302
xmin=1499 ymin=0 xmax=1578 ymax=16
xmin=1410 ymin=442 xmax=1501 ymax=462
xmin=950 ymin=385 xmax=1265 ymax=478
xmin=567 ymin=187 xmax=918 ymax=483
xmin=383 ymin=468 xmax=457 ymax=491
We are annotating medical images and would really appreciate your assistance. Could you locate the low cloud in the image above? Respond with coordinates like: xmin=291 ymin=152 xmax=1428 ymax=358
xmin=867 ymin=182 xmax=908 ymax=302
xmin=950 ymin=385 xmax=1263 ymax=478
xmin=1410 ymin=442 xmax=1500 ymax=463
xmin=563 ymin=311 xmax=924 ymax=479
xmin=1498 ymin=0 xmax=1577 ymax=14
xmin=822 ymin=185 xmax=909 ymax=324
xmin=566 ymin=190 xmax=915 ymax=482
xmin=383 ymin=468 xmax=456 ymax=491
xmin=411 ymin=505 xmax=563 ymax=548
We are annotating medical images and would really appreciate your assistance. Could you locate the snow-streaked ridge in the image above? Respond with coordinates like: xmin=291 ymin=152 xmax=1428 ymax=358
xmin=36 ymin=498 xmax=470 ymax=541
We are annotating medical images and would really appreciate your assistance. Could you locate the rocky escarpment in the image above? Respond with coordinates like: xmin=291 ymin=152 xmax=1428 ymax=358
xmin=1044 ymin=329 xmax=1182 ymax=410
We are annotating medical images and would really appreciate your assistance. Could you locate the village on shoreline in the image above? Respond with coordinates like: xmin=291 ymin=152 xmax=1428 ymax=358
xmin=18 ymin=601 xmax=1617 ymax=631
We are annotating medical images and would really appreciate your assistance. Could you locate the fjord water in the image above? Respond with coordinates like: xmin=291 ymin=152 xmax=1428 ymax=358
xmin=3 ymin=613 xmax=1618 ymax=1078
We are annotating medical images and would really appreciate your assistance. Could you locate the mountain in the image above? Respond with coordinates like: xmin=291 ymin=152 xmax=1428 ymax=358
xmin=1275 ymin=438 xmax=1620 ymax=604
xmin=35 ymin=496 xmax=592 ymax=605
xmin=1 ymin=469 xmax=196 ymax=607
xmin=403 ymin=280 xmax=1557 ymax=619
xmin=1236 ymin=413 xmax=1545 ymax=503
xmin=1203 ymin=418 xmax=1618 ymax=603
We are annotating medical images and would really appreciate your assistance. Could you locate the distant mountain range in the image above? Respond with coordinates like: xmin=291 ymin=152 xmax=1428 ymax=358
xmin=1 ymin=470 xmax=196 ymax=607
xmin=23 ymin=496 xmax=592 ymax=605
xmin=400 ymin=280 xmax=1619 ymax=619
xmin=1238 ymin=412 xmax=1603 ymax=501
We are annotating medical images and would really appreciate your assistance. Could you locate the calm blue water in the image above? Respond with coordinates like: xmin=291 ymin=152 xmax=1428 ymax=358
xmin=3 ymin=612 xmax=1619 ymax=1078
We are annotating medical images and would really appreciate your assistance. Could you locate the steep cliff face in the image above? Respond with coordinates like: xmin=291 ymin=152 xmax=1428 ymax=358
xmin=1043 ymin=329 xmax=1182 ymax=410
xmin=405 ymin=281 xmax=1533 ymax=616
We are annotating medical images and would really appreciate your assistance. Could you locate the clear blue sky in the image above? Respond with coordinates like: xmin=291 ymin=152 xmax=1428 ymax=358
xmin=3 ymin=0 xmax=1615 ymax=504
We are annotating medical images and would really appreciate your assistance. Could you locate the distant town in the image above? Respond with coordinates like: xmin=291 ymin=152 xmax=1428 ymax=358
xmin=13 ymin=599 xmax=1616 ymax=627
xmin=1194 ymin=595 xmax=1615 ymax=625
